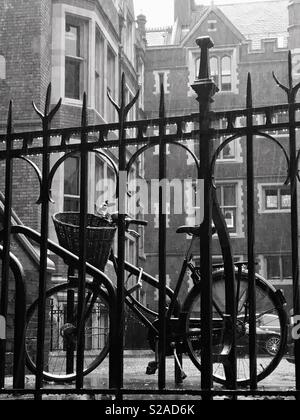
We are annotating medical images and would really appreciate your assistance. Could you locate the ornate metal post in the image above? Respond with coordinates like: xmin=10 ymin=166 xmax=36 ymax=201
xmin=158 ymin=84 xmax=167 ymax=390
xmin=246 ymin=74 xmax=258 ymax=389
xmin=191 ymin=36 xmax=218 ymax=397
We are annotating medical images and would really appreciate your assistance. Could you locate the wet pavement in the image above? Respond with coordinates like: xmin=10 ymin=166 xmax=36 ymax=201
xmin=2 ymin=352 xmax=297 ymax=400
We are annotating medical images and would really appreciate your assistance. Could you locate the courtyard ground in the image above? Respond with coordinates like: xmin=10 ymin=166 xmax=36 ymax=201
xmin=1 ymin=352 xmax=297 ymax=400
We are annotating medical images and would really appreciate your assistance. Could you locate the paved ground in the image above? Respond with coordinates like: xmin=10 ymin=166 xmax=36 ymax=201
xmin=2 ymin=353 xmax=297 ymax=400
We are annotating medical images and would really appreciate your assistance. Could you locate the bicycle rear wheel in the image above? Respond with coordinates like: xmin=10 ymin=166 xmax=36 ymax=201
xmin=25 ymin=281 xmax=110 ymax=383
xmin=183 ymin=270 xmax=288 ymax=386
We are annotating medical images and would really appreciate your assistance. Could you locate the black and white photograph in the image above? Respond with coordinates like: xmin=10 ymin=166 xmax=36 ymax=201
xmin=0 ymin=0 xmax=299 ymax=405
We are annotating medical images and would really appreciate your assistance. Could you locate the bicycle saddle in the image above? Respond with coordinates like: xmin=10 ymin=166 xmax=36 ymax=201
xmin=176 ymin=225 xmax=217 ymax=236
xmin=176 ymin=225 xmax=202 ymax=236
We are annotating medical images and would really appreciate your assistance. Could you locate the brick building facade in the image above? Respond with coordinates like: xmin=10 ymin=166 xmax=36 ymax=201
xmin=0 ymin=0 xmax=147 ymax=355
xmin=142 ymin=0 xmax=300 ymax=311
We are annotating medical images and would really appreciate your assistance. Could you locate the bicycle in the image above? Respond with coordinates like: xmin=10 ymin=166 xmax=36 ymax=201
xmin=24 ymin=214 xmax=288 ymax=387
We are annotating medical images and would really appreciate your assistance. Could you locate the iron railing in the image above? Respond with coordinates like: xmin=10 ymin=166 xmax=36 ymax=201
xmin=0 ymin=36 xmax=299 ymax=400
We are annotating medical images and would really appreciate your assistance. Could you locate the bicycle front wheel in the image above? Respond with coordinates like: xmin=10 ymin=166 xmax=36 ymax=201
xmin=183 ymin=270 xmax=288 ymax=386
xmin=25 ymin=281 xmax=110 ymax=383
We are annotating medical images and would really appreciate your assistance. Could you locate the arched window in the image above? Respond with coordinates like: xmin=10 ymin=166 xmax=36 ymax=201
xmin=210 ymin=56 xmax=219 ymax=88
xmin=0 ymin=55 xmax=6 ymax=80
xmin=221 ymin=56 xmax=232 ymax=91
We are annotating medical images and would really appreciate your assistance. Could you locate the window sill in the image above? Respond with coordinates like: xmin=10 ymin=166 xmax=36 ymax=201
xmin=216 ymin=158 xmax=240 ymax=163
xmin=259 ymin=209 xmax=291 ymax=215
xmin=269 ymin=279 xmax=293 ymax=286
xmin=215 ymin=90 xmax=236 ymax=95
xmin=93 ymin=108 xmax=106 ymax=122
xmin=63 ymin=97 xmax=84 ymax=107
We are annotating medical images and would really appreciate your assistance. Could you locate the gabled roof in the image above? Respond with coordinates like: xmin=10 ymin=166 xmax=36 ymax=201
xmin=182 ymin=4 xmax=245 ymax=46
xmin=146 ymin=0 xmax=289 ymax=47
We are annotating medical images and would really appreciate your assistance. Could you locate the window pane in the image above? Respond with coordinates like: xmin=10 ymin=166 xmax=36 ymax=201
xmin=216 ymin=186 xmax=222 ymax=203
xmin=95 ymin=158 xmax=105 ymax=208
xmin=107 ymin=48 xmax=116 ymax=121
xmin=95 ymin=32 xmax=104 ymax=113
xmin=158 ymin=72 xmax=164 ymax=88
xmin=280 ymin=189 xmax=291 ymax=209
xmin=282 ymin=255 xmax=292 ymax=279
xmin=64 ymin=157 xmax=80 ymax=195
xmin=221 ymin=56 xmax=231 ymax=91
xmin=265 ymin=189 xmax=278 ymax=209
xmin=65 ymin=58 xmax=80 ymax=99
xmin=223 ymin=209 xmax=235 ymax=229
xmin=267 ymin=256 xmax=281 ymax=279
xmin=221 ymin=75 xmax=231 ymax=91
xmin=223 ymin=185 xmax=236 ymax=206
xmin=64 ymin=197 xmax=80 ymax=212
xmin=0 ymin=55 xmax=6 ymax=79
xmin=195 ymin=57 xmax=200 ymax=79
xmin=222 ymin=142 xmax=235 ymax=159
xmin=66 ymin=24 xmax=80 ymax=57
xmin=107 ymin=165 xmax=116 ymax=203
xmin=210 ymin=57 xmax=218 ymax=87
xmin=221 ymin=56 xmax=231 ymax=75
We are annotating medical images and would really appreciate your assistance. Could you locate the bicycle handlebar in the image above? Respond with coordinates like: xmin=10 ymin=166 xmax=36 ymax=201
xmin=126 ymin=219 xmax=148 ymax=227
xmin=111 ymin=213 xmax=148 ymax=229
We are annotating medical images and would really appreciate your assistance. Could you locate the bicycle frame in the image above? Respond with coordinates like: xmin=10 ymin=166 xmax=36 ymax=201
xmin=109 ymin=234 xmax=198 ymax=338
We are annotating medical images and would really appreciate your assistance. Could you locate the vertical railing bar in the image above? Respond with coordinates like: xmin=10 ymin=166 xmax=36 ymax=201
xmin=0 ymin=101 xmax=13 ymax=388
xmin=76 ymin=92 xmax=89 ymax=389
xmin=34 ymin=86 xmax=53 ymax=398
xmin=246 ymin=74 xmax=258 ymax=389
xmin=66 ymin=289 xmax=75 ymax=375
xmin=50 ymin=300 xmax=54 ymax=352
xmin=116 ymin=74 xmax=127 ymax=399
xmin=12 ymin=262 xmax=26 ymax=389
xmin=158 ymin=84 xmax=167 ymax=390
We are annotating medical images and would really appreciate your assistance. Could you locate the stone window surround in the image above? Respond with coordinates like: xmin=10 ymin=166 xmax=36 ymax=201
xmin=258 ymin=254 xmax=293 ymax=286
xmin=214 ymin=180 xmax=244 ymax=238
xmin=215 ymin=132 xmax=243 ymax=164
xmin=257 ymin=182 xmax=291 ymax=214
xmin=184 ymin=180 xmax=244 ymax=239
xmin=153 ymin=70 xmax=170 ymax=95
xmin=51 ymin=3 xmax=119 ymax=121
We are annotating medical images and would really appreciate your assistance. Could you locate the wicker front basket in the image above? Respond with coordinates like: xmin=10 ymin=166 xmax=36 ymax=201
xmin=52 ymin=212 xmax=116 ymax=271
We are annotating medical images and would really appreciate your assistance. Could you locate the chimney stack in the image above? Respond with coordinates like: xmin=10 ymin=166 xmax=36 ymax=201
xmin=137 ymin=14 xmax=147 ymax=42
xmin=174 ymin=0 xmax=192 ymax=27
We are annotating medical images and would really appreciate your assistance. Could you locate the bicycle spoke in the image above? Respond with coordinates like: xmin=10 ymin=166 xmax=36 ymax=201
xmin=185 ymin=272 xmax=287 ymax=386
xmin=25 ymin=282 xmax=110 ymax=383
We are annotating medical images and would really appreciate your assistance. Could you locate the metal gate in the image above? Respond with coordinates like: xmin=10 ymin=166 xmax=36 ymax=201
xmin=0 ymin=36 xmax=299 ymax=400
